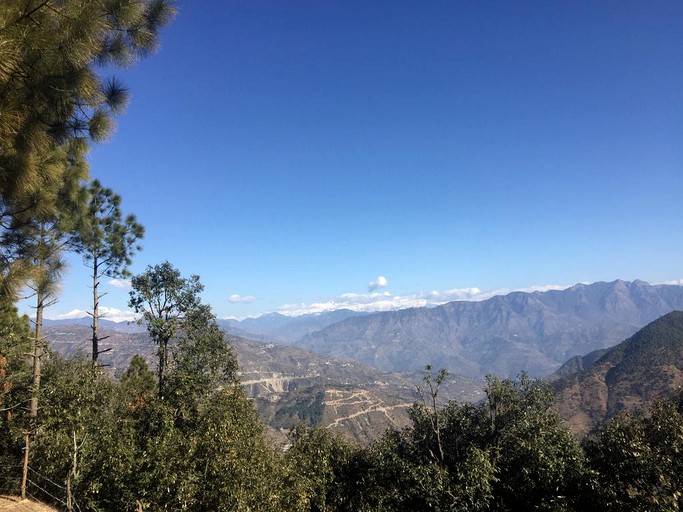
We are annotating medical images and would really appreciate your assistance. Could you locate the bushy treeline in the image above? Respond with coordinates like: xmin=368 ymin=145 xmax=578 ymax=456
xmin=281 ymin=374 xmax=683 ymax=512
xmin=2 ymin=308 xmax=683 ymax=512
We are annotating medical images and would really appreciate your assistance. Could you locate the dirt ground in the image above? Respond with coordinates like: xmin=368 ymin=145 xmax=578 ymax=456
xmin=0 ymin=496 xmax=57 ymax=512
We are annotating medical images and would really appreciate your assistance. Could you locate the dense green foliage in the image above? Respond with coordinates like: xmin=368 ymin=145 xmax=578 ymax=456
xmin=3 ymin=329 xmax=683 ymax=512
xmin=584 ymin=395 xmax=683 ymax=511
xmin=0 ymin=301 xmax=31 ymax=469
xmin=1 ymin=5 xmax=170 ymax=498
xmin=4 ymin=314 xmax=283 ymax=511
xmin=278 ymin=372 xmax=683 ymax=512
xmin=318 ymin=373 xmax=586 ymax=512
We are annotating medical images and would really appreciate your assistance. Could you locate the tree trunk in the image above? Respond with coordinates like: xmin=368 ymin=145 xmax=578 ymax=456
xmin=66 ymin=430 xmax=77 ymax=512
xmin=22 ymin=290 xmax=44 ymax=498
xmin=30 ymin=291 xmax=43 ymax=418
xmin=158 ymin=339 xmax=168 ymax=397
xmin=21 ymin=432 xmax=29 ymax=499
xmin=91 ymin=258 xmax=99 ymax=365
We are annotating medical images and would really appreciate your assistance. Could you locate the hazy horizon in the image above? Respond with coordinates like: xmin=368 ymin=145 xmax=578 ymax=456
xmin=19 ymin=1 xmax=683 ymax=322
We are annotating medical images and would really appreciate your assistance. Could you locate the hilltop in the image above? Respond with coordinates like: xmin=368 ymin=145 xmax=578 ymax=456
xmin=553 ymin=310 xmax=683 ymax=436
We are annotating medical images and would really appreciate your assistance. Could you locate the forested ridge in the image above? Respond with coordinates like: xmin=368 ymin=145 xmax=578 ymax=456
xmin=1 ymin=2 xmax=682 ymax=510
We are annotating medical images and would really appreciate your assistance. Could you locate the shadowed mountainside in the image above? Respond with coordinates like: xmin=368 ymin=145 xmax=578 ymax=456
xmin=295 ymin=280 xmax=683 ymax=378
xmin=553 ymin=310 xmax=683 ymax=436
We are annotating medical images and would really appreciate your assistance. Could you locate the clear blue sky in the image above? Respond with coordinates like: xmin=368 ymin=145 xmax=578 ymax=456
xmin=35 ymin=0 xmax=683 ymax=321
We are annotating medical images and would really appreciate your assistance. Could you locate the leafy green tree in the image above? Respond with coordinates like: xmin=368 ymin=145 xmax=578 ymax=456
xmin=585 ymin=393 xmax=683 ymax=511
xmin=126 ymin=307 xmax=278 ymax=511
xmin=28 ymin=354 xmax=148 ymax=511
xmin=350 ymin=367 xmax=496 ymax=511
xmin=9 ymin=147 xmax=88 ymax=497
xmin=476 ymin=375 xmax=586 ymax=511
xmin=26 ymin=349 xmax=257 ymax=512
xmin=120 ymin=354 xmax=157 ymax=407
xmin=21 ymin=243 xmax=65 ymax=500
xmin=13 ymin=146 xmax=86 ymax=410
xmin=282 ymin=424 xmax=355 ymax=511
xmin=0 ymin=301 xmax=31 ymax=486
xmin=0 ymin=301 xmax=31 ymax=419
xmin=128 ymin=261 xmax=203 ymax=395
xmin=191 ymin=386 xmax=284 ymax=511
xmin=74 ymin=179 xmax=144 ymax=365
xmin=414 ymin=365 xmax=449 ymax=464
xmin=373 ymin=407 xmax=494 ymax=511
xmin=31 ymin=356 xmax=112 ymax=507
xmin=366 ymin=373 xmax=585 ymax=511
xmin=165 ymin=304 xmax=238 ymax=419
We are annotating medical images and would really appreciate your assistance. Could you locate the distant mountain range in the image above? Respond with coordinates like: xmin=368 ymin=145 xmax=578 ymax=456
xmin=44 ymin=310 xmax=367 ymax=341
xmin=42 ymin=279 xmax=683 ymax=443
xmin=43 ymin=317 xmax=146 ymax=333
xmin=219 ymin=309 xmax=368 ymax=343
xmin=292 ymin=280 xmax=683 ymax=378
xmin=46 ymin=280 xmax=683 ymax=381
xmin=553 ymin=310 xmax=683 ymax=436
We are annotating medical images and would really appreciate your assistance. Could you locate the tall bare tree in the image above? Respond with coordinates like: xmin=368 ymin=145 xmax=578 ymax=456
xmin=74 ymin=180 xmax=144 ymax=365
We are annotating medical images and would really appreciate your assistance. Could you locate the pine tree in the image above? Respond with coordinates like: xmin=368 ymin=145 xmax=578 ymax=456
xmin=0 ymin=0 xmax=174 ymax=297
xmin=0 ymin=141 xmax=87 ymax=300
xmin=8 ymin=145 xmax=88 ymax=498
xmin=0 ymin=0 xmax=175 ymax=201
xmin=74 ymin=179 xmax=144 ymax=366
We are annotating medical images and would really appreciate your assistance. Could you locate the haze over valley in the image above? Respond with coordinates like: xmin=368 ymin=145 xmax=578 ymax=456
xmin=44 ymin=278 xmax=683 ymax=443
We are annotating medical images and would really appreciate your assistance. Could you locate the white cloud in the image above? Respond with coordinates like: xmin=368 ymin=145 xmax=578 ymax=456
xmin=97 ymin=307 xmax=139 ymax=323
xmin=368 ymin=276 xmax=389 ymax=292
xmin=228 ymin=294 xmax=256 ymax=304
xmin=46 ymin=308 xmax=89 ymax=320
xmin=417 ymin=287 xmax=482 ymax=302
xmin=277 ymin=283 xmax=572 ymax=317
xmin=468 ymin=284 xmax=569 ymax=302
xmin=220 ymin=313 xmax=263 ymax=321
xmin=45 ymin=307 xmax=139 ymax=323
xmin=108 ymin=278 xmax=132 ymax=289
xmin=659 ymin=278 xmax=683 ymax=286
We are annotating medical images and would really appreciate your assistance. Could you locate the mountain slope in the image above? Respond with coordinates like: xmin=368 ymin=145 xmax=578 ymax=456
xmin=220 ymin=309 xmax=368 ymax=344
xmin=553 ymin=310 xmax=683 ymax=436
xmin=296 ymin=280 xmax=683 ymax=378
xmin=43 ymin=317 xmax=145 ymax=333
xmin=550 ymin=348 xmax=610 ymax=379
xmin=43 ymin=325 xmax=483 ymax=445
